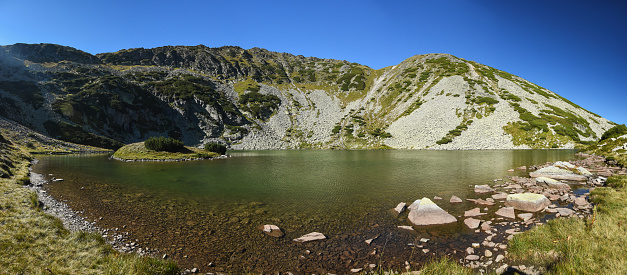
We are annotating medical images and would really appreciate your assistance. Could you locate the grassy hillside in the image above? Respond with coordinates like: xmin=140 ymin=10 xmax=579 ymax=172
xmin=0 ymin=134 xmax=177 ymax=273
xmin=585 ymin=125 xmax=627 ymax=167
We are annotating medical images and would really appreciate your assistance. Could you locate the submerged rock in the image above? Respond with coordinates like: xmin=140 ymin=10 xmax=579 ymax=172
xmin=397 ymin=225 xmax=414 ymax=231
xmin=474 ymin=185 xmax=495 ymax=194
xmin=450 ymin=195 xmax=463 ymax=203
xmin=464 ymin=207 xmax=487 ymax=217
xmin=407 ymin=197 xmax=457 ymax=226
xmin=393 ymin=202 xmax=407 ymax=216
xmin=505 ymin=193 xmax=551 ymax=212
xmin=495 ymin=207 xmax=516 ymax=219
xmin=464 ymin=218 xmax=481 ymax=229
xmin=259 ymin=224 xmax=284 ymax=238
xmin=293 ymin=232 xmax=326 ymax=243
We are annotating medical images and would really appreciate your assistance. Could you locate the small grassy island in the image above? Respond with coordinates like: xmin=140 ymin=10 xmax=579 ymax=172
xmin=112 ymin=137 xmax=225 ymax=161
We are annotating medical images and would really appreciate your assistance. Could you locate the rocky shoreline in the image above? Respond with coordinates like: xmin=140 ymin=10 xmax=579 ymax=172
xmin=26 ymin=161 xmax=161 ymax=258
xmin=109 ymin=154 xmax=230 ymax=162
xmin=388 ymin=152 xmax=625 ymax=274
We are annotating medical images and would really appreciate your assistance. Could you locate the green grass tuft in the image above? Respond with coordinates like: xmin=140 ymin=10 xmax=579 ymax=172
xmin=508 ymin=183 xmax=627 ymax=274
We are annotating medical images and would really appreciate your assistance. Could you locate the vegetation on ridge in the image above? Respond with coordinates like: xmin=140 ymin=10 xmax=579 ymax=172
xmin=113 ymin=142 xmax=219 ymax=161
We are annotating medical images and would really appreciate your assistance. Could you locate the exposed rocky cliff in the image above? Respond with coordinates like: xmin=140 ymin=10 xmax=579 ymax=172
xmin=0 ymin=43 xmax=615 ymax=149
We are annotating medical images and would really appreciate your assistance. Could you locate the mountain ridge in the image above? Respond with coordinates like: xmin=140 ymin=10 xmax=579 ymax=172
xmin=0 ymin=43 xmax=614 ymax=150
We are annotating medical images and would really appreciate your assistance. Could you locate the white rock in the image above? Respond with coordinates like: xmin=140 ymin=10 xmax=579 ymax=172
xmin=293 ymin=232 xmax=326 ymax=242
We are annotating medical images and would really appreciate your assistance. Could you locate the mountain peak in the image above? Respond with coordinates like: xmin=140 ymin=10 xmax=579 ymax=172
xmin=0 ymin=43 xmax=614 ymax=150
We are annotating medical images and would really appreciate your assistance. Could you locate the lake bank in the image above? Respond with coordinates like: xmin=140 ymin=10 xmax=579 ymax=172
xmin=31 ymin=149 xmax=615 ymax=274
xmin=0 ymin=137 xmax=177 ymax=273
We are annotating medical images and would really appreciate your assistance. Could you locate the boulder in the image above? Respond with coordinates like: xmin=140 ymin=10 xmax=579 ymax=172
xmin=556 ymin=208 xmax=574 ymax=216
xmin=407 ymin=197 xmax=457 ymax=226
xmin=517 ymin=213 xmax=533 ymax=221
xmin=554 ymin=161 xmax=576 ymax=169
xmin=293 ymin=232 xmax=326 ymax=243
xmin=450 ymin=195 xmax=463 ymax=203
xmin=545 ymin=207 xmax=558 ymax=213
xmin=407 ymin=199 xmax=421 ymax=211
xmin=574 ymin=197 xmax=588 ymax=207
xmin=577 ymin=167 xmax=592 ymax=176
xmin=433 ymin=196 xmax=443 ymax=200
xmin=475 ymin=185 xmax=495 ymax=194
xmin=464 ymin=218 xmax=481 ymax=229
xmin=505 ymin=193 xmax=551 ymax=212
xmin=464 ymin=208 xmax=487 ymax=217
xmin=466 ymin=255 xmax=480 ymax=261
xmin=530 ymin=166 xmax=587 ymax=181
xmin=536 ymin=177 xmax=571 ymax=190
xmin=495 ymin=207 xmax=516 ymax=219
xmin=393 ymin=202 xmax=406 ymax=215
xmin=492 ymin=193 xmax=509 ymax=200
xmin=259 ymin=224 xmax=284 ymax=238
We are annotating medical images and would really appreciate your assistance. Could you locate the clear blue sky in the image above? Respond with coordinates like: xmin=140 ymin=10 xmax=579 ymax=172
xmin=1 ymin=0 xmax=625 ymax=125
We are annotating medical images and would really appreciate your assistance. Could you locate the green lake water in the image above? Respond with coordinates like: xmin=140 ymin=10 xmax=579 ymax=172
xmin=32 ymin=149 xmax=580 ymax=273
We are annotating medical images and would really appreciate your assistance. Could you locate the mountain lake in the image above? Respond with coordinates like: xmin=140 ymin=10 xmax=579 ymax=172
xmin=32 ymin=149 xmax=585 ymax=274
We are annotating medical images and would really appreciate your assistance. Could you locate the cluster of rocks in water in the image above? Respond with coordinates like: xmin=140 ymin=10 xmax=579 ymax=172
xmin=383 ymin=153 xmax=624 ymax=274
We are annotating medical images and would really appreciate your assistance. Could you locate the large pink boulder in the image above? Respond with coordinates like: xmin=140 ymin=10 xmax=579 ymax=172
xmin=408 ymin=198 xmax=457 ymax=226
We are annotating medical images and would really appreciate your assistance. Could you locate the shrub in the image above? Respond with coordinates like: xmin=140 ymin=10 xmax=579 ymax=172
xmin=204 ymin=142 xmax=227 ymax=155
xmin=369 ymin=128 xmax=392 ymax=138
xmin=436 ymin=137 xmax=453 ymax=145
xmin=601 ymin=124 xmax=627 ymax=141
xmin=144 ymin=137 xmax=184 ymax=152
xmin=476 ymin=96 xmax=499 ymax=105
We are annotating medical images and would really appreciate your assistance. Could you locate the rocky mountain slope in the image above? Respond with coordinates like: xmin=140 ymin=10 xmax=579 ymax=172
xmin=0 ymin=43 xmax=615 ymax=149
